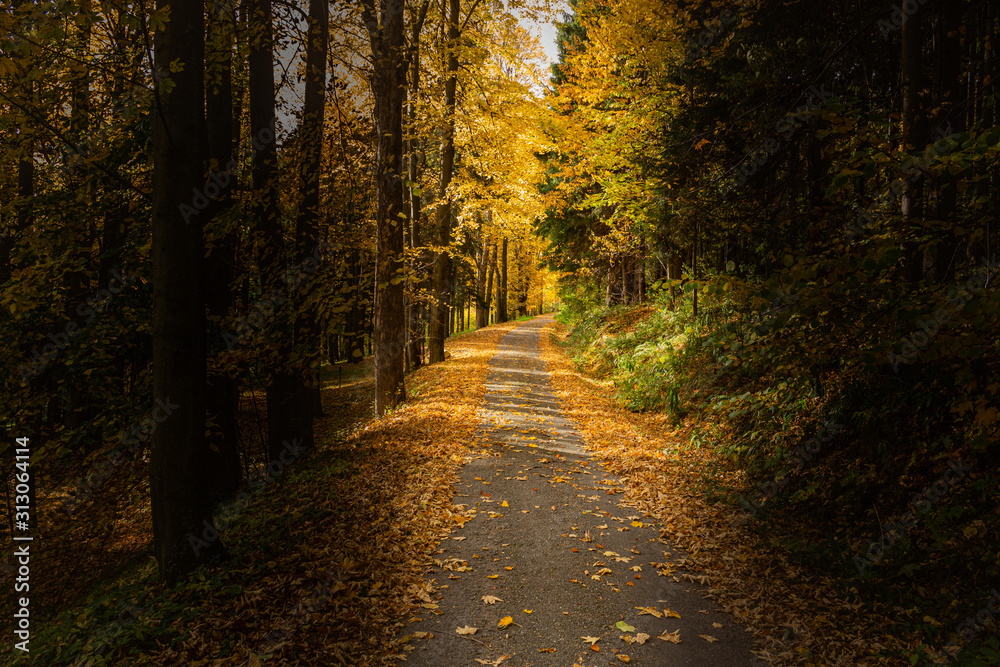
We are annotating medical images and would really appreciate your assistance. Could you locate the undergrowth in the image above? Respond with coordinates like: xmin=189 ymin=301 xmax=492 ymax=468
xmin=557 ymin=277 xmax=1000 ymax=666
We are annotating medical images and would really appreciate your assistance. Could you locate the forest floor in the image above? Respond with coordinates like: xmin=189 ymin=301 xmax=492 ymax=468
xmin=17 ymin=316 xmax=920 ymax=666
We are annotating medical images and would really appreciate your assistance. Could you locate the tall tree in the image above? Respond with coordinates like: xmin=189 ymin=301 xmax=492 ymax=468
xmin=150 ymin=0 xmax=228 ymax=584
xmin=292 ymin=0 xmax=330 ymax=440
xmin=361 ymin=0 xmax=408 ymax=414
xmin=204 ymin=0 xmax=241 ymax=498
xmin=900 ymin=0 xmax=927 ymax=285
xmin=405 ymin=1 xmax=430 ymax=372
xmin=248 ymin=0 xmax=303 ymax=460
xmin=498 ymin=237 xmax=508 ymax=322
xmin=428 ymin=0 xmax=460 ymax=364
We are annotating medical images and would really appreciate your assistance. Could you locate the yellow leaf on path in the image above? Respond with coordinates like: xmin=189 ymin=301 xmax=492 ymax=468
xmin=618 ymin=655 xmax=631 ymax=663
xmin=456 ymin=626 xmax=478 ymax=635
xmin=581 ymin=636 xmax=601 ymax=645
xmin=523 ymin=609 xmax=533 ymax=613
xmin=488 ymin=575 xmax=499 ymax=579
xmin=475 ymin=656 xmax=508 ymax=666
xmin=498 ymin=615 xmax=514 ymax=628
xmin=413 ymin=631 xmax=433 ymax=639
xmin=658 ymin=629 xmax=681 ymax=644
xmin=635 ymin=633 xmax=650 ymax=645
xmin=504 ymin=566 xmax=513 ymax=570
xmin=630 ymin=521 xmax=643 ymax=528
xmin=501 ymin=500 xmax=509 ymax=507
xmin=482 ymin=595 xmax=502 ymax=604
xmin=663 ymin=608 xmax=681 ymax=619
xmin=712 ymin=622 xmax=723 ymax=629
xmin=699 ymin=635 xmax=718 ymax=643
xmin=635 ymin=606 xmax=662 ymax=618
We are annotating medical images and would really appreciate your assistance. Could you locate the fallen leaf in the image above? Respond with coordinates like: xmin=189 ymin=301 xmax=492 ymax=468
xmin=615 ymin=621 xmax=636 ymax=633
xmin=474 ymin=656 xmax=508 ymax=666
xmin=713 ymin=622 xmax=723 ymax=629
xmin=618 ymin=656 xmax=631 ymax=663
xmin=498 ymin=616 xmax=514 ymax=628
xmin=663 ymin=608 xmax=681 ymax=619
xmin=658 ymin=629 xmax=681 ymax=644
xmin=581 ymin=636 xmax=601 ymax=645
xmin=635 ymin=633 xmax=650 ymax=645
xmin=699 ymin=635 xmax=718 ymax=643
xmin=501 ymin=500 xmax=509 ymax=507
xmin=482 ymin=595 xmax=502 ymax=605
xmin=456 ymin=626 xmax=478 ymax=635
xmin=487 ymin=575 xmax=499 ymax=579
xmin=636 ymin=606 xmax=662 ymax=618
xmin=523 ymin=609 xmax=533 ymax=614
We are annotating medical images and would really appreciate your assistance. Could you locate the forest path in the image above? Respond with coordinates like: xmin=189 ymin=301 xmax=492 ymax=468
xmin=402 ymin=317 xmax=763 ymax=667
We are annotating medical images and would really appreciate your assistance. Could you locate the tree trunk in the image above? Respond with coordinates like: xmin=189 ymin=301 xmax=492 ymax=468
xmin=346 ymin=250 xmax=366 ymax=362
xmin=934 ymin=0 xmax=964 ymax=283
xmin=291 ymin=0 xmax=329 ymax=437
xmin=485 ymin=243 xmax=497 ymax=324
xmin=405 ymin=6 xmax=429 ymax=371
xmin=499 ymin=237 xmax=508 ymax=322
xmin=476 ymin=231 xmax=488 ymax=329
xmin=150 ymin=0 xmax=227 ymax=585
xmin=249 ymin=0 xmax=297 ymax=462
xmin=204 ymin=0 xmax=241 ymax=497
xmin=428 ymin=0 xmax=460 ymax=364
xmin=667 ymin=250 xmax=682 ymax=310
xmin=363 ymin=0 xmax=407 ymax=414
xmin=901 ymin=0 xmax=927 ymax=285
